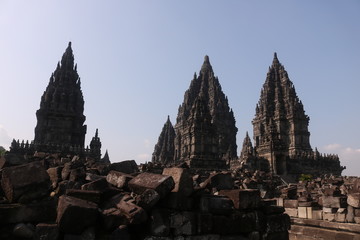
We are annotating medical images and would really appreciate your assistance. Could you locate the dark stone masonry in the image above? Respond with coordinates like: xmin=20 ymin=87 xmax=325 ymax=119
xmin=0 ymin=43 xmax=353 ymax=239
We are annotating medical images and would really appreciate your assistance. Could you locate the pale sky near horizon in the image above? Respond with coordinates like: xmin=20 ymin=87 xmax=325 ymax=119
xmin=0 ymin=1 xmax=359 ymax=176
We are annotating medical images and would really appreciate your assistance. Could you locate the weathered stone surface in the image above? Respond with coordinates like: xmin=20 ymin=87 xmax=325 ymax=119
xmin=265 ymin=213 xmax=290 ymax=233
xmin=47 ymin=166 xmax=63 ymax=188
xmin=101 ymin=208 xmax=127 ymax=231
xmin=321 ymin=196 xmax=347 ymax=208
xmin=66 ymin=189 xmax=101 ymax=204
xmin=0 ymin=200 xmax=56 ymax=223
xmin=170 ymin=211 xmax=196 ymax=236
xmin=200 ymin=195 xmax=234 ymax=214
xmin=283 ymin=199 xmax=299 ymax=208
xmin=56 ymin=195 xmax=99 ymax=234
xmin=162 ymin=167 xmax=193 ymax=196
xmin=284 ymin=208 xmax=298 ymax=218
xmin=109 ymin=160 xmax=138 ymax=174
xmin=219 ymin=189 xmax=260 ymax=210
xmin=111 ymin=225 xmax=130 ymax=240
xmin=1 ymin=161 xmax=50 ymax=203
xmin=81 ymin=178 xmax=110 ymax=191
xmin=160 ymin=192 xmax=193 ymax=211
xmin=128 ymin=172 xmax=175 ymax=198
xmin=106 ymin=170 xmax=133 ymax=189
xmin=34 ymin=223 xmax=59 ymax=240
xmin=13 ymin=223 xmax=35 ymax=238
xmin=197 ymin=213 xmax=213 ymax=234
xmin=348 ymin=193 xmax=360 ymax=208
xmin=150 ymin=209 xmax=170 ymax=237
xmin=201 ymin=172 xmax=233 ymax=191
xmin=136 ymin=189 xmax=161 ymax=210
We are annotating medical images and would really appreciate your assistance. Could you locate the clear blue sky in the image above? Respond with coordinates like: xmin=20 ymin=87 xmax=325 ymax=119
xmin=0 ymin=1 xmax=359 ymax=176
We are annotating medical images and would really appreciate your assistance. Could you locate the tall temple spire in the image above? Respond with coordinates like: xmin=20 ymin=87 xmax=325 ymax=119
xmin=173 ymin=55 xmax=238 ymax=166
xmin=152 ymin=116 xmax=175 ymax=165
xmin=34 ymin=42 xmax=87 ymax=149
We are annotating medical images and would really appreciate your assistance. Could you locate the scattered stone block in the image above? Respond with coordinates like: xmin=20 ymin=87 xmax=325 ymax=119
xmin=56 ymin=195 xmax=99 ymax=234
xmin=200 ymin=195 xmax=234 ymax=214
xmin=81 ymin=178 xmax=110 ymax=191
xmin=219 ymin=189 xmax=260 ymax=209
xmin=284 ymin=199 xmax=299 ymax=209
xmin=347 ymin=193 xmax=360 ymax=208
xmin=65 ymin=189 xmax=101 ymax=204
xmin=162 ymin=167 xmax=193 ymax=196
xmin=128 ymin=172 xmax=175 ymax=198
xmin=298 ymin=207 xmax=307 ymax=219
xmin=47 ymin=166 xmax=63 ymax=188
xmin=346 ymin=205 xmax=355 ymax=223
xmin=323 ymin=212 xmax=335 ymax=222
xmin=321 ymin=196 xmax=347 ymax=208
xmin=1 ymin=161 xmax=51 ymax=203
xmin=323 ymin=207 xmax=337 ymax=213
xmin=13 ymin=223 xmax=35 ymax=238
xmin=170 ymin=211 xmax=196 ymax=236
xmin=136 ymin=189 xmax=161 ymax=210
xmin=312 ymin=210 xmax=323 ymax=220
xmin=201 ymin=172 xmax=233 ymax=191
xmin=355 ymin=217 xmax=360 ymax=224
xmin=34 ymin=223 xmax=59 ymax=240
xmin=285 ymin=208 xmax=298 ymax=218
xmin=111 ymin=225 xmax=130 ymax=240
xmin=101 ymin=208 xmax=127 ymax=231
xmin=265 ymin=214 xmax=290 ymax=233
xmin=106 ymin=170 xmax=133 ymax=189
xmin=335 ymin=208 xmax=346 ymax=222
xmin=109 ymin=160 xmax=138 ymax=174
xmin=150 ymin=209 xmax=170 ymax=237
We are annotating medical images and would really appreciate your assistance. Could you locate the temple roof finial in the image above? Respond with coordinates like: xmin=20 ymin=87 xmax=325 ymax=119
xmin=272 ymin=52 xmax=280 ymax=66
xmin=201 ymin=55 xmax=213 ymax=74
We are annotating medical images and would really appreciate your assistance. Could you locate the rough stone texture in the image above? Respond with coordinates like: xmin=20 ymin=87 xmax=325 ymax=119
xmin=219 ymin=189 xmax=261 ymax=210
xmin=321 ymin=196 xmax=347 ymax=208
xmin=348 ymin=193 xmax=360 ymax=208
xmin=162 ymin=167 xmax=193 ymax=196
xmin=109 ymin=194 xmax=148 ymax=224
xmin=201 ymin=172 xmax=233 ymax=191
xmin=241 ymin=53 xmax=344 ymax=177
xmin=0 ymin=200 xmax=56 ymax=224
xmin=173 ymin=56 xmax=238 ymax=165
xmin=34 ymin=42 xmax=87 ymax=149
xmin=1 ymin=161 xmax=50 ymax=203
xmin=109 ymin=160 xmax=138 ymax=174
xmin=199 ymin=195 xmax=234 ymax=214
xmin=56 ymin=195 xmax=99 ymax=234
xmin=106 ymin=170 xmax=133 ymax=189
xmin=128 ymin=172 xmax=175 ymax=198
xmin=152 ymin=116 xmax=176 ymax=165
xmin=34 ymin=223 xmax=59 ymax=240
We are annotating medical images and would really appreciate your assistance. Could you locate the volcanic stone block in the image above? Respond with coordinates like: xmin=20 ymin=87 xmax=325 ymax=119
xmin=219 ymin=189 xmax=260 ymax=209
xmin=13 ymin=223 xmax=35 ymax=238
xmin=321 ymin=196 xmax=347 ymax=208
xmin=346 ymin=205 xmax=354 ymax=223
xmin=1 ymin=161 xmax=50 ymax=203
xmin=69 ymin=167 xmax=86 ymax=182
xmin=197 ymin=213 xmax=213 ymax=234
xmin=101 ymin=208 xmax=128 ymax=230
xmin=283 ymin=199 xmax=299 ymax=208
xmin=56 ymin=195 xmax=99 ymax=234
xmin=162 ymin=167 xmax=193 ymax=196
xmin=128 ymin=172 xmax=175 ymax=198
xmin=262 ymin=205 xmax=285 ymax=215
xmin=106 ymin=170 xmax=133 ymax=189
xmin=170 ymin=211 xmax=197 ymax=236
xmin=160 ymin=192 xmax=193 ymax=211
xmin=200 ymin=195 xmax=234 ymax=214
xmin=265 ymin=214 xmax=290 ymax=233
xmin=284 ymin=208 xmax=298 ymax=218
xmin=347 ymin=193 xmax=360 ymax=208
xmin=111 ymin=225 xmax=130 ymax=240
xmin=65 ymin=189 xmax=101 ymax=204
xmin=109 ymin=160 xmax=138 ymax=174
xmin=335 ymin=208 xmax=346 ymax=222
xmin=81 ymin=178 xmax=110 ymax=191
xmin=47 ymin=167 xmax=63 ymax=188
xmin=201 ymin=172 xmax=233 ymax=191
xmin=0 ymin=200 xmax=56 ymax=224
xmin=136 ymin=189 xmax=161 ymax=210
xmin=323 ymin=212 xmax=335 ymax=222
xmin=34 ymin=223 xmax=59 ymax=240
xmin=312 ymin=210 xmax=323 ymax=220
xmin=150 ymin=209 xmax=171 ymax=237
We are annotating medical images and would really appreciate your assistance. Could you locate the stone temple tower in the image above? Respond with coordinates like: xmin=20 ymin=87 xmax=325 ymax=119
xmin=252 ymin=53 xmax=312 ymax=174
xmin=34 ymin=42 xmax=87 ymax=148
xmin=174 ymin=56 xmax=237 ymax=166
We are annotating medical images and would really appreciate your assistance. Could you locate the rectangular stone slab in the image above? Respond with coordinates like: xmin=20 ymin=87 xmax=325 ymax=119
xmin=128 ymin=172 xmax=175 ymax=198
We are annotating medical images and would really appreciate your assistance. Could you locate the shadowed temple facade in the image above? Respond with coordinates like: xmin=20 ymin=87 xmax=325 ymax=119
xmin=153 ymin=53 xmax=344 ymax=177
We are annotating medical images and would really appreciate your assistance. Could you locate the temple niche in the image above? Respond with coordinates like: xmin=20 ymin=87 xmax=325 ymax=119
xmin=238 ymin=53 xmax=344 ymax=177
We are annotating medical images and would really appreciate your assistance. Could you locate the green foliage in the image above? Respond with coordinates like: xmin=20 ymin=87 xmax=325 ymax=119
xmin=299 ymin=173 xmax=312 ymax=182
xmin=0 ymin=146 xmax=6 ymax=156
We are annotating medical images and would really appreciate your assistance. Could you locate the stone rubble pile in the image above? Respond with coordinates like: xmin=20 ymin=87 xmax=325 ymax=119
xmin=0 ymin=154 xmax=290 ymax=240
